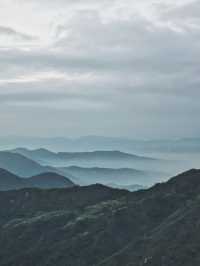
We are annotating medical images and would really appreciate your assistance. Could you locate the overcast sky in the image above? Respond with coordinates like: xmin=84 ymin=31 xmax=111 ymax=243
xmin=0 ymin=0 xmax=200 ymax=139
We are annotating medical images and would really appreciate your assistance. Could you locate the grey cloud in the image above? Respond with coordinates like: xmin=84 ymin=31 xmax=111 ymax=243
xmin=0 ymin=25 xmax=35 ymax=41
xmin=0 ymin=1 xmax=200 ymax=138
xmin=160 ymin=1 xmax=200 ymax=20
xmin=0 ymin=11 xmax=199 ymax=94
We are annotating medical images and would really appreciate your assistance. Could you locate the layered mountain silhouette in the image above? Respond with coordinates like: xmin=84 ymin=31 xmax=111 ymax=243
xmin=0 ymin=150 xmax=166 ymax=187
xmin=3 ymin=136 xmax=200 ymax=153
xmin=8 ymin=148 xmax=169 ymax=177
xmin=11 ymin=148 xmax=158 ymax=168
xmin=0 ymin=151 xmax=49 ymax=177
xmin=0 ymin=168 xmax=27 ymax=191
xmin=0 ymin=151 xmax=74 ymax=179
xmin=0 ymin=168 xmax=74 ymax=190
xmin=0 ymin=169 xmax=200 ymax=265
xmin=11 ymin=147 xmax=58 ymax=164
xmin=0 ymin=150 xmax=164 ymax=186
xmin=106 ymin=183 xmax=146 ymax=191
xmin=59 ymin=166 xmax=162 ymax=186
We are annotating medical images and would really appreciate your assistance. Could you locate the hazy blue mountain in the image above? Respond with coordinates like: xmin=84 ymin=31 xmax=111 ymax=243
xmin=0 ymin=168 xmax=26 ymax=191
xmin=0 ymin=169 xmax=200 ymax=265
xmin=4 ymin=137 xmax=200 ymax=176
xmin=52 ymin=150 xmax=163 ymax=171
xmin=2 ymin=136 xmax=200 ymax=153
xmin=25 ymin=172 xmax=74 ymax=189
xmin=106 ymin=183 xmax=146 ymax=191
xmin=10 ymin=148 xmax=162 ymax=169
xmin=1 ymin=150 xmax=167 ymax=186
xmin=59 ymin=166 xmax=163 ymax=186
xmin=0 ymin=151 xmax=49 ymax=177
xmin=0 ymin=168 xmax=74 ymax=191
xmin=0 ymin=151 xmax=74 ymax=179
xmin=10 ymin=148 xmax=171 ymax=182
xmin=11 ymin=148 xmax=58 ymax=165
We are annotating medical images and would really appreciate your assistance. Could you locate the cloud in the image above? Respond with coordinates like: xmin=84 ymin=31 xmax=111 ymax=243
xmin=0 ymin=0 xmax=199 ymax=138
xmin=0 ymin=26 xmax=34 ymax=40
xmin=0 ymin=25 xmax=36 ymax=48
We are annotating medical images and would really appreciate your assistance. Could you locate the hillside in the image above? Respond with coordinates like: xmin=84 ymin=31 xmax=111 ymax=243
xmin=0 ymin=168 xmax=26 ymax=191
xmin=28 ymin=172 xmax=74 ymax=189
xmin=0 ymin=169 xmax=200 ymax=265
xmin=0 ymin=168 xmax=74 ymax=191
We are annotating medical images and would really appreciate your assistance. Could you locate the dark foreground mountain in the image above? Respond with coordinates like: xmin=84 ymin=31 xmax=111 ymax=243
xmin=0 ymin=169 xmax=200 ymax=266
xmin=0 ymin=168 xmax=74 ymax=190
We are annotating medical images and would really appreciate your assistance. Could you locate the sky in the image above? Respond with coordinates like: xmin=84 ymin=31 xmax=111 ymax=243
xmin=0 ymin=0 xmax=200 ymax=139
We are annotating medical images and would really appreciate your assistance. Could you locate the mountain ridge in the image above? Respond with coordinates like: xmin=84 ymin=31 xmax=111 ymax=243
xmin=0 ymin=151 xmax=74 ymax=179
xmin=60 ymin=165 xmax=163 ymax=186
xmin=0 ymin=168 xmax=74 ymax=190
xmin=11 ymin=147 xmax=157 ymax=161
xmin=0 ymin=169 xmax=200 ymax=265
xmin=2 ymin=136 xmax=200 ymax=153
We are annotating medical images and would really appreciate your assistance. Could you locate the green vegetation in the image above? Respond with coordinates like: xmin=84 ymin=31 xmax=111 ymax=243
xmin=0 ymin=169 xmax=200 ymax=265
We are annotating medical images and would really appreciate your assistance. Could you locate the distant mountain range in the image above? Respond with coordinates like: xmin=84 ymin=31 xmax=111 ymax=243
xmin=0 ymin=151 xmax=74 ymax=179
xmin=59 ymin=166 xmax=162 ymax=186
xmin=10 ymin=148 xmax=162 ymax=170
xmin=0 ymin=151 xmax=50 ymax=177
xmin=1 ymin=136 xmax=200 ymax=153
xmin=0 ymin=169 xmax=200 ymax=265
xmin=0 ymin=168 xmax=74 ymax=191
xmin=0 ymin=150 xmax=163 ymax=187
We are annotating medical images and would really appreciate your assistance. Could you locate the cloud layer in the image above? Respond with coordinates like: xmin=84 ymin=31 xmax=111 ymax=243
xmin=0 ymin=0 xmax=199 ymax=138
